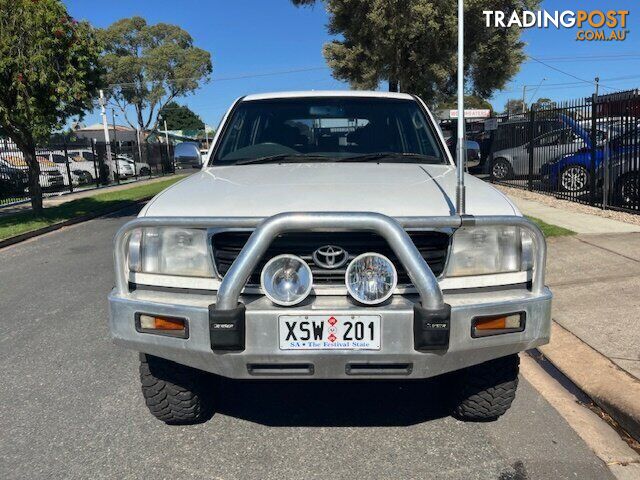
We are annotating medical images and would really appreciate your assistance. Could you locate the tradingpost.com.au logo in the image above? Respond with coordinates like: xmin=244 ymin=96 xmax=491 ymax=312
xmin=483 ymin=10 xmax=630 ymax=41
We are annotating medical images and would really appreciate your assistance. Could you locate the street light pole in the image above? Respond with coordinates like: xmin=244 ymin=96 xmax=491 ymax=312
xmin=111 ymin=108 xmax=120 ymax=183
xmin=99 ymin=90 xmax=113 ymax=164
xmin=158 ymin=116 xmax=172 ymax=171
xmin=455 ymin=0 xmax=466 ymax=215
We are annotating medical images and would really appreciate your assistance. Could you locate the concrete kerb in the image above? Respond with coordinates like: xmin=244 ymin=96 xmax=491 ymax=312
xmin=540 ymin=322 xmax=640 ymax=442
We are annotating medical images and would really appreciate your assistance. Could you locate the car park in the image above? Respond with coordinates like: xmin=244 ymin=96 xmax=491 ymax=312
xmin=109 ymin=91 xmax=551 ymax=425
xmin=0 ymin=154 xmax=66 ymax=190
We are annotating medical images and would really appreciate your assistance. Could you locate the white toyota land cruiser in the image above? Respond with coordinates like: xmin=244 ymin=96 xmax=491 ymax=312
xmin=109 ymin=91 xmax=552 ymax=424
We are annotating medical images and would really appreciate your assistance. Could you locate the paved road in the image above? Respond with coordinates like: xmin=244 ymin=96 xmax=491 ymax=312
xmin=0 ymin=207 xmax=615 ymax=480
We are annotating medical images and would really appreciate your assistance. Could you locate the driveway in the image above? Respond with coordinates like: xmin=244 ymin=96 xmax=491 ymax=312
xmin=0 ymin=207 xmax=614 ymax=480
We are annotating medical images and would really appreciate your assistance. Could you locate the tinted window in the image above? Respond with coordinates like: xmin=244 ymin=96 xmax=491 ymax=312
xmin=212 ymin=97 xmax=446 ymax=165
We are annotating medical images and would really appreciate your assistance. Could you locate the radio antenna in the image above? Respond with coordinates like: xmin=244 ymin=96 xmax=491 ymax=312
xmin=455 ymin=0 xmax=467 ymax=215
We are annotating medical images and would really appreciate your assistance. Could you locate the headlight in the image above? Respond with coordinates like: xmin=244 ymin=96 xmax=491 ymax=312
xmin=345 ymin=253 xmax=397 ymax=305
xmin=128 ymin=227 xmax=213 ymax=277
xmin=445 ymin=226 xmax=533 ymax=277
xmin=260 ymin=254 xmax=313 ymax=306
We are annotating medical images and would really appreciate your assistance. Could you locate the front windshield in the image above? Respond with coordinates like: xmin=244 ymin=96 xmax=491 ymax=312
xmin=211 ymin=97 xmax=447 ymax=165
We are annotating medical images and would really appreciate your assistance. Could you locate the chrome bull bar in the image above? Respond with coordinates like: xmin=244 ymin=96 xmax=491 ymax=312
xmin=113 ymin=212 xmax=546 ymax=312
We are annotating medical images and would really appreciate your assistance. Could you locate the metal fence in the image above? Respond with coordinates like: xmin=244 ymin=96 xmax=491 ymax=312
xmin=487 ymin=90 xmax=640 ymax=213
xmin=0 ymin=137 xmax=175 ymax=207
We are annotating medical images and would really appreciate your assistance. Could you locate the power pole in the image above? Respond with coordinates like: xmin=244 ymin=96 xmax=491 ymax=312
xmin=455 ymin=0 xmax=466 ymax=215
xmin=521 ymin=85 xmax=527 ymax=114
xmin=594 ymin=76 xmax=600 ymax=98
xmin=99 ymin=90 xmax=113 ymax=163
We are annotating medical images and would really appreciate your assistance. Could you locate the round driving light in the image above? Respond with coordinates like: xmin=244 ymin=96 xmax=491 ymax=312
xmin=260 ymin=254 xmax=313 ymax=306
xmin=345 ymin=253 xmax=397 ymax=305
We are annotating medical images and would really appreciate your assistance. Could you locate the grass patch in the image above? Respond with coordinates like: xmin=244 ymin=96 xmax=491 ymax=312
xmin=0 ymin=176 xmax=184 ymax=241
xmin=526 ymin=216 xmax=575 ymax=237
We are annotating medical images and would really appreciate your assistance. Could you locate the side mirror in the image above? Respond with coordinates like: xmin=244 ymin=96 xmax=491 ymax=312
xmin=173 ymin=142 xmax=202 ymax=168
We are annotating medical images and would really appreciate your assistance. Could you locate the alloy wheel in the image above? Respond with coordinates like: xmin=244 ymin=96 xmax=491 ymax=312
xmin=560 ymin=166 xmax=588 ymax=192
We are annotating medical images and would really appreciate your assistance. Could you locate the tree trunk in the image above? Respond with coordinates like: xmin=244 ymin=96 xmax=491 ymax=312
xmin=23 ymin=143 xmax=43 ymax=215
xmin=389 ymin=78 xmax=399 ymax=92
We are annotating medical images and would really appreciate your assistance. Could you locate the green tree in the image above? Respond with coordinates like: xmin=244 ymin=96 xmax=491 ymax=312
xmin=531 ymin=97 xmax=557 ymax=111
xmin=293 ymin=0 xmax=538 ymax=104
xmin=99 ymin=17 xmax=212 ymax=131
xmin=0 ymin=0 xmax=102 ymax=214
xmin=438 ymin=95 xmax=492 ymax=111
xmin=158 ymin=102 xmax=205 ymax=130
xmin=504 ymin=98 xmax=525 ymax=115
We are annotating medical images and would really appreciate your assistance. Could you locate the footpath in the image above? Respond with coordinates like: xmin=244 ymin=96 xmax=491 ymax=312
xmin=504 ymin=189 xmax=640 ymax=442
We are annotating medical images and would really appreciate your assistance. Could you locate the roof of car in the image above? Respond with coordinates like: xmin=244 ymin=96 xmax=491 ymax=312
xmin=242 ymin=90 xmax=416 ymax=101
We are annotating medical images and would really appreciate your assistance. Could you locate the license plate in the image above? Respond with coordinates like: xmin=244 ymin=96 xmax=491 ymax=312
xmin=279 ymin=315 xmax=381 ymax=350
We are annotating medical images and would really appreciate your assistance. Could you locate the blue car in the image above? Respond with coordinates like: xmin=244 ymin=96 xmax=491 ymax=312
xmin=540 ymin=118 xmax=637 ymax=193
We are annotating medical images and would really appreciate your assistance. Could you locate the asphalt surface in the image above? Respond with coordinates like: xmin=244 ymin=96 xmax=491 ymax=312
xmin=0 ymin=206 xmax=616 ymax=480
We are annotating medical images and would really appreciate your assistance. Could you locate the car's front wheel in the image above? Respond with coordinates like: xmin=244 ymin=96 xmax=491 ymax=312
xmin=139 ymin=354 xmax=215 ymax=425
xmin=450 ymin=354 xmax=520 ymax=421
xmin=491 ymin=158 xmax=513 ymax=181
xmin=559 ymin=164 xmax=590 ymax=192
xmin=613 ymin=172 xmax=640 ymax=208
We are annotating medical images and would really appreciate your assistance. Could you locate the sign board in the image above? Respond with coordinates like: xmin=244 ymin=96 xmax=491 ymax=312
xmin=449 ymin=109 xmax=491 ymax=119
xmin=484 ymin=118 xmax=499 ymax=131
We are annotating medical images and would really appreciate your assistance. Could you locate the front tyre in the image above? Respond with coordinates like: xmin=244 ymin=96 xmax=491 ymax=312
xmin=139 ymin=354 xmax=215 ymax=425
xmin=490 ymin=158 xmax=513 ymax=181
xmin=451 ymin=354 xmax=519 ymax=421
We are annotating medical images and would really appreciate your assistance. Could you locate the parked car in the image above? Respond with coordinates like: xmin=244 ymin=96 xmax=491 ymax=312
xmin=490 ymin=128 xmax=587 ymax=180
xmin=66 ymin=149 xmax=133 ymax=182
xmin=0 ymin=154 xmax=65 ymax=190
xmin=38 ymin=151 xmax=93 ymax=187
xmin=116 ymin=155 xmax=152 ymax=177
xmin=608 ymin=151 xmax=640 ymax=208
xmin=540 ymin=127 xmax=639 ymax=193
xmin=109 ymin=91 xmax=551 ymax=425
xmin=0 ymin=161 xmax=29 ymax=195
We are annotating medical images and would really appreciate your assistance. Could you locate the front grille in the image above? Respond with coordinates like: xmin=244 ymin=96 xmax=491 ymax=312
xmin=212 ymin=231 xmax=450 ymax=287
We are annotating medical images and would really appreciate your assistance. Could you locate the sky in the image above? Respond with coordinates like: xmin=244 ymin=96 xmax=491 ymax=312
xmin=64 ymin=0 xmax=640 ymax=128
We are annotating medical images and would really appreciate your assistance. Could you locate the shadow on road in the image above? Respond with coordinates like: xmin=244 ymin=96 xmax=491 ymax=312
xmin=215 ymin=376 xmax=451 ymax=427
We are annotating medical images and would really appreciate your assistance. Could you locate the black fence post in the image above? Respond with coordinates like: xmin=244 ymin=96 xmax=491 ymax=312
xmin=590 ymin=94 xmax=598 ymax=206
xmin=528 ymin=108 xmax=536 ymax=191
xmin=63 ymin=140 xmax=73 ymax=194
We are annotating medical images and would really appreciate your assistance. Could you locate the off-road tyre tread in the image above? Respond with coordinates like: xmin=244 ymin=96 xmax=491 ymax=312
xmin=139 ymin=354 xmax=214 ymax=425
xmin=452 ymin=354 xmax=519 ymax=421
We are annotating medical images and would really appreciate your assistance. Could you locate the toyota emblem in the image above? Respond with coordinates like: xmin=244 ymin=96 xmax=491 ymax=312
xmin=312 ymin=245 xmax=349 ymax=269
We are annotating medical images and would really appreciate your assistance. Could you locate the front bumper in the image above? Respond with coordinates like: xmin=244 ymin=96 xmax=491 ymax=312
xmin=109 ymin=287 xmax=551 ymax=379
xmin=109 ymin=211 xmax=551 ymax=379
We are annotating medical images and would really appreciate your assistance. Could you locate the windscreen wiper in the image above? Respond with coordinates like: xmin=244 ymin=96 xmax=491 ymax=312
xmin=235 ymin=154 xmax=330 ymax=165
xmin=334 ymin=152 xmax=442 ymax=163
